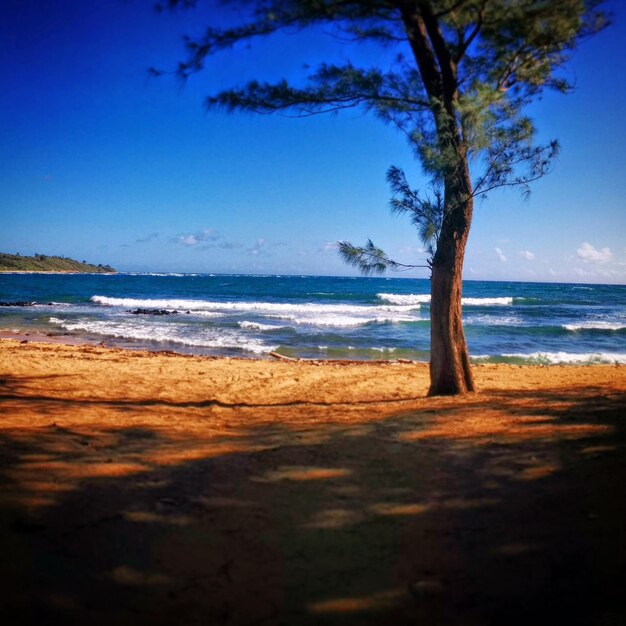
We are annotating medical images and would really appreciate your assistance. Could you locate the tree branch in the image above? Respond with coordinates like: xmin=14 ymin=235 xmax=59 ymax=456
xmin=418 ymin=0 xmax=458 ymax=101
xmin=453 ymin=1 xmax=486 ymax=64
xmin=338 ymin=239 xmax=429 ymax=275
xmin=397 ymin=1 xmax=443 ymax=101
xmin=205 ymin=64 xmax=431 ymax=116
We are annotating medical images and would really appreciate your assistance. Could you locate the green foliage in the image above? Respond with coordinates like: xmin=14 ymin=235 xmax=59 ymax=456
xmin=337 ymin=238 xmax=425 ymax=275
xmin=386 ymin=165 xmax=442 ymax=262
xmin=0 ymin=253 xmax=116 ymax=273
xmin=160 ymin=0 xmax=607 ymax=273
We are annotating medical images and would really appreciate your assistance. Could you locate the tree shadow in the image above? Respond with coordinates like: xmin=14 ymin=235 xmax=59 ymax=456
xmin=0 ymin=373 xmax=625 ymax=625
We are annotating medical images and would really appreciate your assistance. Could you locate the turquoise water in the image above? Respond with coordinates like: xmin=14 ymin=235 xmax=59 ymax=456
xmin=1 ymin=273 xmax=625 ymax=364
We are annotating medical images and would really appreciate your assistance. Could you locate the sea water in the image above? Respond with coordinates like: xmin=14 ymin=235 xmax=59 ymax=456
xmin=1 ymin=273 xmax=625 ymax=364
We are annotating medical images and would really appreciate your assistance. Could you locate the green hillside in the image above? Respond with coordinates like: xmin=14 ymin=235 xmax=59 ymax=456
xmin=0 ymin=253 xmax=116 ymax=273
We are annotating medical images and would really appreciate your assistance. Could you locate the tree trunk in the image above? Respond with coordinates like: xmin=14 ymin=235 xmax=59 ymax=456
xmin=397 ymin=1 xmax=476 ymax=395
xmin=428 ymin=177 xmax=476 ymax=396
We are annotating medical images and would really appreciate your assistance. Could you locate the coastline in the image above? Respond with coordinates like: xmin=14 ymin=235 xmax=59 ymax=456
xmin=1 ymin=273 xmax=625 ymax=365
xmin=1 ymin=337 xmax=624 ymax=420
xmin=3 ymin=330 xmax=626 ymax=367
xmin=0 ymin=329 xmax=103 ymax=347
xmin=1 ymin=338 xmax=625 ymax=624
xmin=0 ymin=270 xmax=117 ymax=274
xmin=0 ymin=329 xmax=101 ymax=346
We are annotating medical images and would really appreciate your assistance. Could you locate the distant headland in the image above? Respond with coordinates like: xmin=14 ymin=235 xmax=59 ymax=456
xmin=0 ymin=253 xmax=116 ymax=273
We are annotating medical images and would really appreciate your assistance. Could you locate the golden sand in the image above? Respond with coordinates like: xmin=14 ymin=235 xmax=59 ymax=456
xmin=1 ymin=339 xmax=625 ymax=624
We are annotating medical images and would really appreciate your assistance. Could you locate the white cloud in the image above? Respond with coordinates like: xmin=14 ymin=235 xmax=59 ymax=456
xmin=176 ymin=228 xmax=221 ymax=247
xmin=577 ymin=242 xmax=612 ymax=264
xmin=179 ymin=234 xmax=198 ymax=246
xmin=519 ymin=250 xmax=535 ymax=261
xmin=248 ymin=238 xmax=266 ymax=256
xmin=398 ymin=244 xmax=426 ymax=255
xmin=495 ymin=247 xmax=507 ymax=262
xmin=575 ymin=267 xmax=596 ymax=277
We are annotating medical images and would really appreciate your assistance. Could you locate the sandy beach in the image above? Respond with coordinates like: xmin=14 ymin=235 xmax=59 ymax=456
xmin=1 ymin=339 xmax=625 ymax=624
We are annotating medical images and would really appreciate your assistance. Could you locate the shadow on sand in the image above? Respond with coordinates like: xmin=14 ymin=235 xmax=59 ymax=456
xmin=0 ymin=373 xmax=625 ymax=625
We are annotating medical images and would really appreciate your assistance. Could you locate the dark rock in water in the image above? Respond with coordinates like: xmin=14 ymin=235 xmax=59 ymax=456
xmin=0 ymin=301 xmax=36 ymax=307
xmin=128 ymin=308 xmax=176 ymax=316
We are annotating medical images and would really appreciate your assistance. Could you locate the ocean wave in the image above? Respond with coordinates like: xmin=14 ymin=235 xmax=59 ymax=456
xmin=89 ymin=295 xmax=422 ymax=329
xmin=238 ymin=321 xmax=287 ymax=331
xmin=377 ymin=293 xmax=514 ymax=306
xmin=270 ymin=312 xmax=417 ymax=328
xmin=464 ymin=314 xmax=526 ymax=327
xmin=91 ymin=295 xmax=420 ymax=316
xmin=317 ymin=345 xmax=398 ymax=354
xmin=377 ymin=293 xmax=431 ymax=305
xmin=512 ymin=297 xmax=543 ymax=304
xmin=562 ymin=321 xmax=626 ymax=332
xmin=462 ymin=297 xmax=514 ymax=306
xmin=310 ymin=345 xmax=431 ymax=361
xmin=49 ymin=317 xmax=274 ymax=354
xmin=191 ymin=311 xmax=224 ymax=318
xmin=124 ymin=272 xmax=199 ymax=277
xmin=316 ymin=345 xmax=396 ymax=353
xmin=473 ymin=351 xmax=626 ymax=365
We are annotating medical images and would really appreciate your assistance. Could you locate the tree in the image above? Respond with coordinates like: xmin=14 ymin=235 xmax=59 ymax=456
xmin=157 ymin=0 xmax=607 ymax=395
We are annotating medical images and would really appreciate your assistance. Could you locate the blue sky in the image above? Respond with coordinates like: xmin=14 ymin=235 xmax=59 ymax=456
xmin=1 ymin=0 xmax=625 ymax=283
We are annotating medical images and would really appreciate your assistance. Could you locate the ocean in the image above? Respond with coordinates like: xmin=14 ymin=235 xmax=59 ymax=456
xmin=1 ymin=273 xmax=625 ymax=365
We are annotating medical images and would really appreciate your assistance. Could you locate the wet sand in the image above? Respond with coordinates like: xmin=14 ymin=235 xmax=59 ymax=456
xmin=1 ymin=339 xmax=625 ymax=624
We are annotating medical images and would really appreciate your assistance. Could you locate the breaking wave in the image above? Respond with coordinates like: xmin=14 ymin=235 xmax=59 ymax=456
xmin=563 ymin=322 xmax=626 ymax=332
xmin=473 ymin=351 xmax=626 ymax=365
xmin=90 ymin=295 xmax=421 ymax=328
xmin=49 ymin=317 xmax=274 ymax=354
xmin=377 ymin=293 xmax=515 ymax=306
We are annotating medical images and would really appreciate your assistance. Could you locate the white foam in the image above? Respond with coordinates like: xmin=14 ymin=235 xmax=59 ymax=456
xmin=377 ymin=293 xmax=514 ymax=306
xmin=188 ymin=311 xmax=223 ymax=318
xmin=91 ymin=295 xmax=419 ymax=315
xmin=377 ymin=293 xmax=431 ymax=305
xmin=124 ymin=272 xmax=197 ymax=277
xmin=499 ymin=351 xmax=626 ymax=365
xmin=462 ymin=297 xmax=514 ymax=306
xmin=238 ymin=321 xmax=286 ymax=331
xmin=49 ymin=318 xmax=274 ymax=354
xmin=270 ymin=311 xmax=418 ymax=328
xmin=563 ymin=322 xmax=626 ymax=331
xmin=465 ymin=314 xmax=525 ymax=327
xmin=317 ymin=345 xmax=397 ymax=351
xmin=91 ymin=295 xmax=210 ymax=310
xmin=364 ymin=346 xmax=397 ymax=353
